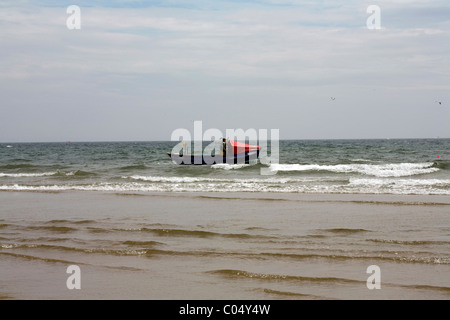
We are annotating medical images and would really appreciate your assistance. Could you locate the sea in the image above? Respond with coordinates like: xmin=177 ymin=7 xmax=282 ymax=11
xmin=0 ymin=139 xmax=449 ymax=195
xmin=1 ymin=139 xmax=449 ymax=300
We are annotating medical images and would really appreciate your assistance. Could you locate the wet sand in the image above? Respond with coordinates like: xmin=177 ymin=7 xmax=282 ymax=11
xmin=1 ymin=191 xmax=449 ymax=300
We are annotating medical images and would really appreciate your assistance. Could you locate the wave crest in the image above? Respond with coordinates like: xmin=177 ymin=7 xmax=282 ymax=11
xmin=269 ymin=162 xmax=438 ymax=177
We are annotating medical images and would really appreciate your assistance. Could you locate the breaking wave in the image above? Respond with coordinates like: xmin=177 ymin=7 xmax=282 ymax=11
xmin=269 ymin=162 xmax=439 ymax=177
xmin=0 ymin=170 xmax=95 ymax=178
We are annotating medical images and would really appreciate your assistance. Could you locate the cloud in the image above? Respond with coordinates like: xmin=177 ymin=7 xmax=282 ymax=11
xmin=0 ymin=1 xmax=449 ymax=141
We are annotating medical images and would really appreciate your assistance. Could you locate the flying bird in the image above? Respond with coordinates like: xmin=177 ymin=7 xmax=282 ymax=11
xmin=435 ymin=101 xmax=442 ymax=105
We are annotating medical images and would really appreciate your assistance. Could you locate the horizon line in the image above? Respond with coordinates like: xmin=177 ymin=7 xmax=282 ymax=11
xmin=1 ymin=137 xmax=450 ymax=144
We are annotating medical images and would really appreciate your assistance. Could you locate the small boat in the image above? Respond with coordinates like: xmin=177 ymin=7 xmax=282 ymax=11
xmin=167 ymin=139 xmax=261 ymax=165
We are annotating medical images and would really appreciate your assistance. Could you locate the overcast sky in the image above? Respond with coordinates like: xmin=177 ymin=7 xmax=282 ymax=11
xmin=0 ymin=0 xmax=449 ymax=142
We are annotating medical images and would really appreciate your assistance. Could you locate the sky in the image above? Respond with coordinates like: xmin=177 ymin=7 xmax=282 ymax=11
xmin=0 ymin=0 xmax=449 ymax=142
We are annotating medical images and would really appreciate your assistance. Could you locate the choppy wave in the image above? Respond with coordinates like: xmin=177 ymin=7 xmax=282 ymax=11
xmin=124 ymin=175 xmax=345 ymax=184
xmin=126 ymin=175 xmax=223 ymax=183
xmin=0 ymin=170 xmax=95 ymax=178
xmin=1 ymin=140 xmax=448 ymax=196
xmin=0 ymin=172 xmax=57 ymax=177
xmin=1 ymin=178 xmax=449 ymax=195
xmin=0 ymin=164 xmax=39 ymax=170
xmin=432 ymin=160 xmax=450 ymax=170
xmin=211 ymin=163 xmax=253 ymax=170
xmin=117 ymin=164 xmax=149 ymax=171
xmin=269 ymin=162 xmax=439 ymax=177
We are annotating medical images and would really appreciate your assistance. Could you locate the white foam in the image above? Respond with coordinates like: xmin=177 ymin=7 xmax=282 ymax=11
xmin=211 ymin=163 xmax=252 ymax=170
xmin=126 ymin=175 xmax=223 ymax=183
xmin=1 ymin=178 xmax=448 ymax=195
xmin=269 ymin=163 xmax=438 ymax=177
xmin=0 ymin=171 xmax=87 ymax=178
xmin=350 ymin=159 xmax=373 ymax=162
xmin=0 ymin=172 xmax=57 ymax=177
xmin=350 ymin=178 xmax=450 ymax=186
xmin=348 ymin=178 xmax=450 ymax=195
xmin=124 ymin=175 xmax=332 ymax=185
xmin=350 ymin=178 xmax=450 ymax=187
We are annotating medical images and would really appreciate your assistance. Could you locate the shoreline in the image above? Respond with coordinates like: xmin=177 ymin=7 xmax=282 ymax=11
xmin=1 ymin=189 xmax=449 ymax=204
xmin=1 ymin=190 xmax=449 ymax=300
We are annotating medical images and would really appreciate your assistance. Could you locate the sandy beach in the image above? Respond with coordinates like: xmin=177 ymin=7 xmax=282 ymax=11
xmin=2 ymin=0 xmax=450 ymax=307
xmin=1 ymin=190 xmax=449 ymax=300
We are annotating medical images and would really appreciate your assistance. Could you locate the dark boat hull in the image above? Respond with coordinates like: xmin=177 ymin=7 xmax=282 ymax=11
xmin=167 ymin=150 xmax=259 ymax=165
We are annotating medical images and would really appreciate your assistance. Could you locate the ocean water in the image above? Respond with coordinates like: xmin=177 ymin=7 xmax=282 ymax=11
xmin=1 ymin=191 xmax=449 ymax=300
xmin=1 ymin=139 xmax=449 ymax=300
xmin=0 ymin=139 xmax=449 ymax=195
